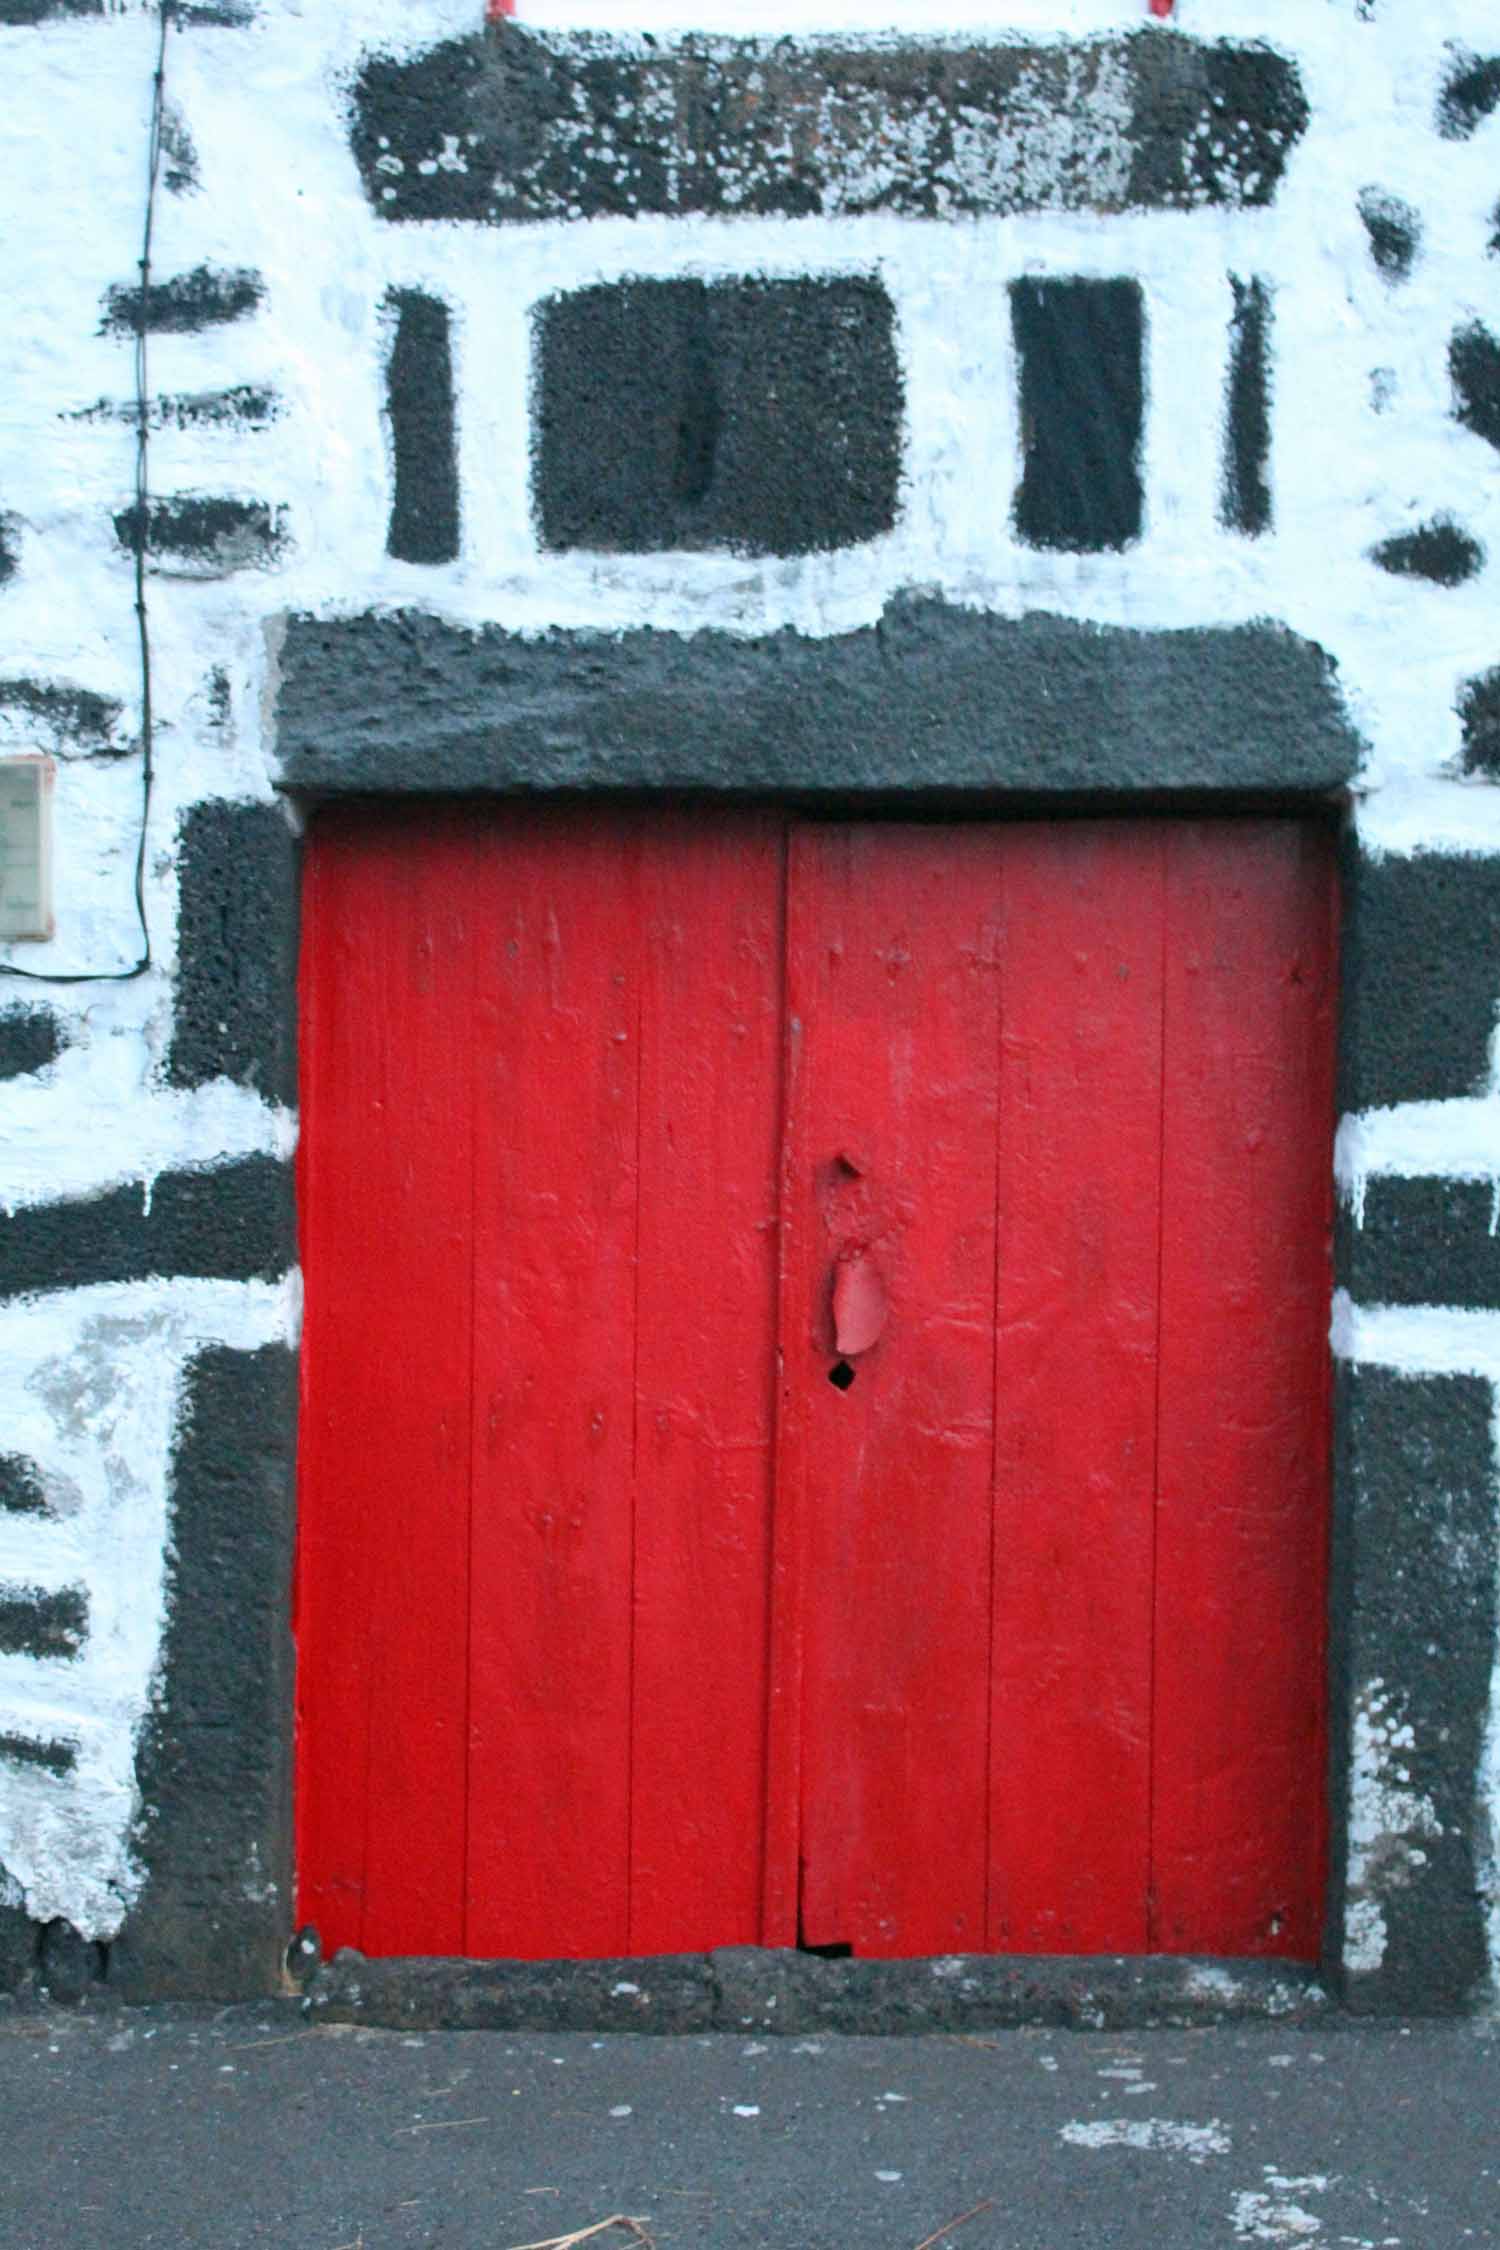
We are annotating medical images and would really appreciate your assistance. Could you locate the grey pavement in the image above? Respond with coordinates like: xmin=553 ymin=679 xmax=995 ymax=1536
xmin=2 ymin=2003 xmax=1497 ymax=2249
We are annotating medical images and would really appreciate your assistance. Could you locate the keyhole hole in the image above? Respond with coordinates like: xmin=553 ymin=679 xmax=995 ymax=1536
xmin=829 ymin=1359 xmax=856 ymax=1391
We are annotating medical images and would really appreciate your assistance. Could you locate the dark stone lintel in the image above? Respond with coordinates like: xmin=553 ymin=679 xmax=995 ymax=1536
xmin=274 ymin=602 xmax=1363 ymax=802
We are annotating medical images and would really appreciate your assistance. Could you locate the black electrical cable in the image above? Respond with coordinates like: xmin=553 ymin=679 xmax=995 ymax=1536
xmin=0 ymin=0 xmax=167 ymax=986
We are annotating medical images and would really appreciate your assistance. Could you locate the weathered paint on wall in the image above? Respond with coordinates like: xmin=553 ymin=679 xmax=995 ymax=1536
xmin=0 ymin=0 xmax=1498 ymax=2008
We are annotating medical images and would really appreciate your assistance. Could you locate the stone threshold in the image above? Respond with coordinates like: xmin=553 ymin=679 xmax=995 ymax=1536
xmin=300 ymin=1946 xmax=1330 ymax=2035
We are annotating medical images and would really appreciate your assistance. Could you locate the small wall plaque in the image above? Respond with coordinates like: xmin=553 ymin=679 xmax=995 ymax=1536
xmin=0 ymin=758 xmax=54 ymax=943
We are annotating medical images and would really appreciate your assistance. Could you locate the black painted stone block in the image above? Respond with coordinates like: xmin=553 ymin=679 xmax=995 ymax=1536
xmin=0 ymin=1456 xmax=49 ymax=1516
xmin=99 ymin=266 xmax=264 ymax=337
xmin=1451 ymin=322 xmax=1500 ymax=454
xmin=533 ymin=276 xmax=902 ymax=559
xmin=114 ymin=496 xmax=289 ymax=577
xmin=37 ymin=1921 xmax=104 ymax=2001
xmin=1332 ymin=1367 xmax=1497 ymax=2012
xmin=0 ymin=1153 xmax=294 ymax=1304
xmin=0 ymin=1904 xmax=38 ymax=1993
xmin=352 ymin=26 xmax=1308 ymax=225
xmin=1459 ymin=666 xmax=1500 ymax=779
xmin=0 ymin=514 xmax=17 ymax=585
xmin=110 ymin=1346 xmax=297 ymax=2001
xmin=384 ymin=290 xmax=459 ymax=566
xmin=1357 ymin=187 xmax=1422 ymax=284
xmin=1437 ymin=48 xmax=1500 ymax=141
xmin=1221 ymin=275 xmax=1272 ymax=537
xmin=1339 ymin=850 xmax=1500 ymax=1109
xmin=0 ymin=1584 xmax=87 ymax=1661
xmin=0 ymin=0 xmax=101 ymax=19
xmin=1341 ymin=1177 xmax=1500 ymax=1308
xmin=1370 ymin=517 xmax=1484 ymax=586
xmin=0 ymin=678 xmax=123 ymax=752
xmin=166 ymin=800 xmax=298 ymax=1102
xmin=0 ymin=1732 xmax=75 ymax=1776
xmin=0 ymin=1008 xmax=62 ymax=1081
xmin=1011 ymin=278 xmax=1143 ymax=553
xmin=275 ymin=602 xmax=1364 ymax=801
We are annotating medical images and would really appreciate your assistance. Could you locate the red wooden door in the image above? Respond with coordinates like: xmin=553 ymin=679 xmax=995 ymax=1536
xmin=296 ymin=810 xmax=1336 ymax=1962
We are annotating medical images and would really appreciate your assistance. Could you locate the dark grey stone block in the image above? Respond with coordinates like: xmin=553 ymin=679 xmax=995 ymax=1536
xmin=1339 ymin=850 xmax=1500 ymax=1109
xmin=1331 ymin=1367 xmax=1497 ymax=2014
xmin=1221 ymin=275 xmax=1273 ymax=535
xmin=166 ymin=800 xmax=298 ymax=1103
xmin=1011 ymin=277 xmax=1143 ymax=553
xmin=384 ymin=291 xmax=459 ymax=566
xmin=113 ymin=497 xmax=289 ymax=578
xmin=274 ymin=601 xmax=1364 ymax=801
xmin=109 ymin=1346 xmax=298 ymax=2002
xmin=99 ymin=267 xmax=264 ymax=337
xmin=350 ymin=26 xmax=1308 ymax=225
xmin=1341 ymin=1178 xmax=1500 ymax=1308
xmin=0 ymin=1586 xmax=86 ymax=1662
xmin=1458 ymin=666 xmax=1500 ymax=779
xmin=0 ymin=1009 xmax=62 ymax=1082
xmin=533 ymin=276 xmax=902 ymax=558
xmin=0 ymin=1154 xmax=294 ymax=1304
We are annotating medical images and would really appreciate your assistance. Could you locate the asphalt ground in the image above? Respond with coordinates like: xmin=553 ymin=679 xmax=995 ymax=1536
xmin=2 ymin=2004 xmax=1497 ymax=2249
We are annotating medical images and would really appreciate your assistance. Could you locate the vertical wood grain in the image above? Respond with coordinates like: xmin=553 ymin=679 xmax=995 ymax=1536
xmin=1150 ymin=819 xmax=1337 ymax=1958
xmin=788 ymin=825 xmax=1002 ymax=1956
xmin=628 ymin=817 xmax=784 ymax=1952
xmin=296 ymin=806 xmax=477 ymax=1956
xmin=987 ymin=824 xmax=1164 ymax=1952
xmin=464 ymin=811 xmax=639 ymax=1958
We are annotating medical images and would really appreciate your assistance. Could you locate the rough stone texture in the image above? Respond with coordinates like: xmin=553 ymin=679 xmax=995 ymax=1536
xmin=0 ymin=1585 xmax=87 ymax=1662
xmin=113 ymin=497 xmax=289 ymax=578
xmin=0 ymin=677 xmax=125 ymax=753
xmin=68 ymin=386 xmax=281 ymax=433
xmin=1341 ymin=1178 xmax=1500 ymax=1308
xmin=0 ymin=0 xmax=101 ymax=18
xmin=0 ymin=1455 xmax=50 ymax=1516
xmin=1221 ymin=275 xmax=1273 ymax=535
xmin=274 ymin=601 xmax=1363 ymax=800
xmin=1369 ymin=517 xmax=1484 ymax=585
xmin=0 ymin=1734 xmax=75 ymax=1777
xmin=99 ymin=266 xmax=264 ymax=337
xmin=304 ymin=1945 xmax=1327 ymax=2034
xmin=1451 ymin=321 xmax=1500 ymax=455
xmin=1357 ymin=186 xmax=1422 ymax=283
xmin=0 ymin=1903 xmax=38 ymax=1990
xmin=1331 ymin=1367 xmax=1497 ymax=2015
xmin=109 ymin=1346 xmax=297 ymax=2002
xmin=1436 ymin=47 xmax=1500 ymax=140
xmin=351 ymin=26 xmax=1309 ymax=225
xmin=0 ymin=514 xmax=17 ymax=586
xmin=1458 ymin=665 xmax=1500 ymax=779
xmin=1338 ymin=849 xmax=1500 ymax=1109
xmin=383 ymin=290 xmax=459 ymax=567
xmin=533 ymin=276 xmax=902 ymax=558
xmin=0 ymin=1008 xmax=62 ymax=1082
xmin=37 ymin=1921 xmax=103 ymax=2002
xmin=165 ymin=800 xmax=298 ymax=1103
xmin=1011 ymin=277 xmax=1143 ymax=553
xmin=0 ymin=1154 xmax=294 ymax=1304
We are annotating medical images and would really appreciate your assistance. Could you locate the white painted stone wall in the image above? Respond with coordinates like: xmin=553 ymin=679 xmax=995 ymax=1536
xmin=0 ymin=0 xmax=1497 ymax=1965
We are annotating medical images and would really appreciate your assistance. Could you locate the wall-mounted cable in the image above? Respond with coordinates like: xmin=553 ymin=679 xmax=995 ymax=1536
xmin=0 ymin=0 xmax=167 ymax=986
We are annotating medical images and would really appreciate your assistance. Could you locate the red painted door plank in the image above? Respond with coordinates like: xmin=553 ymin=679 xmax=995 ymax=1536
xmin=296 ymin=807 xmax=478 ymax=1957
xmin=789 ymin=826 xmax=1002 ymax=1957
xmin=628 ymin=817 xmax=784 ymax=1953
xmin=464 ymin=813 xmax=640 ymax=1958
xmin=1150 ymin=820 xmax=1337 ymax=1958
xmin=987 ymin=825 xmax=1164 ymax=1953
